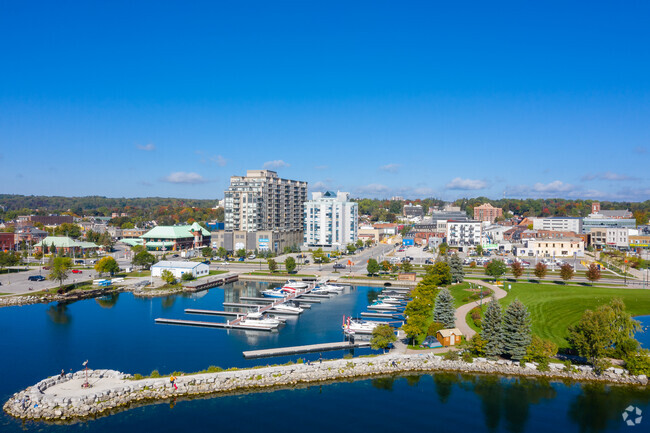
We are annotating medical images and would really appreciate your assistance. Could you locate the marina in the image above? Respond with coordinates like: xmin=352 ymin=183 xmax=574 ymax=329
xmin=242 ymin=341 xmax=371 ymax=359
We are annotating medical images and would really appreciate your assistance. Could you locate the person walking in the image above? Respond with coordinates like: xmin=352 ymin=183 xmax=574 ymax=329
xmin=170 ymin=375 xmax=177 ymax=390
xmin=319 ymin=353 xmax=322 ymax=364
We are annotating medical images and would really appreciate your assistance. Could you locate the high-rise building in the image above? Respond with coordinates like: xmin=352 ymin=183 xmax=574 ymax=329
xmin=224 ymin=170 xmax=307 ymax=232
xmin=303 ymin=191 xmax=358 ymax=249
xmin=473 ymin=203 xmax=503 ymax=223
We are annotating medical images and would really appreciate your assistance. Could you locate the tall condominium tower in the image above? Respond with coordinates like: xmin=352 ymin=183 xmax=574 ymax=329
xmin=224 ymin=170 xmax=307 ymax=232
xmin=303 ymin=191 xmax=358 ymax=249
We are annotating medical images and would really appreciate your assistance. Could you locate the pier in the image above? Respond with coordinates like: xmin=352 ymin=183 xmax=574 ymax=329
xmin=360 ymin=312 xmax=403 ymax=319
xmin=242 ymin=341 xmax=371 ymax=359
xmin=155 ymin=318 xmax=274 ymax=332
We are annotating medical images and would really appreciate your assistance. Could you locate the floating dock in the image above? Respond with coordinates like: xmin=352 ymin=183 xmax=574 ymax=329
xmin=242 ymin=341 xmax=371 ymax=359
xmin=185 ymin=309 xmax=244 ymax=317
xmin=360 ymin=312 xmax=402 ymax=319
xmin=155 ymin=318 xmax=273 ymax=332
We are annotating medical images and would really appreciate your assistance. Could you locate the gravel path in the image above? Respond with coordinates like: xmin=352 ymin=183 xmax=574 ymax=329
xmin=454 ymin=279 xmax=507 ymax=338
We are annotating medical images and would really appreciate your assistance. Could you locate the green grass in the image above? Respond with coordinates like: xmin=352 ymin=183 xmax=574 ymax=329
xmin=0 ymin=292 xmax=10 ymax=296
xmin=495 ymin=283 xmax=650 ymax=347
xmin=208 ymin=270 xmax=228 ymax=276
xmin=128 ymin=270 xmax=151 ymax=277
xmin=245 ymin=272 xmax=315 ymax=277
xmin=448 ymin=282 xmax=493 ymax=308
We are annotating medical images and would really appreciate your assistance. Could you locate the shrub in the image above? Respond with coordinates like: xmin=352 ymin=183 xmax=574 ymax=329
xmin=592 ymin=358 xmax=612 ymax=376
xmin=206 ymin=365 xmax=223 ymax=373
xmin=149 ymin=369 xmax=161 ymax=378
xmin=537 ymin=358 xmax=550 ymax=372
xmin=469 ymin=334 xmax=487 ymax=356
xmin=133 ymin=373 xmax=143 ymax=380
xmin=525 ymin=335 xmax=558 ymax=362
xmin=181 ymin=272 xmax=195 ymax=281
xmin=462 ymin=351 xmax=474 ymax=363
xmin=443 ymin=350 xmax=460 ymax=361
xmin=625 ymin=351 xmax=650 ymax=375
xmin=343 ymin=353 xmax=353 ymax=359
xmin=427 ymin=321 xmax=445 ymax=337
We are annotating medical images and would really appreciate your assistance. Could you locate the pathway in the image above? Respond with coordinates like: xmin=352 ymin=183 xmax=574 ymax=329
xmin=454 ymin=279 xmax=508 ymax=338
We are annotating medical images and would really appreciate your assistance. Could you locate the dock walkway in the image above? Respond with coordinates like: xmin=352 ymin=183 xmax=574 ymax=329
xmin=242 ymin=341 xmax=371 ymax=359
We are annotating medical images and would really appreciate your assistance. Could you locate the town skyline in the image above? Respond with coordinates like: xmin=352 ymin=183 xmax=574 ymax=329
xmin=1 ymin=1 xmax=649 ymax=201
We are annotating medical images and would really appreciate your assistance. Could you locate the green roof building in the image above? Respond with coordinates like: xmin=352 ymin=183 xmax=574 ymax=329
xmin=34 ymin=236 xmax=100 ymax=253
xmin=141 ymin=223 xmax=211 ymax=251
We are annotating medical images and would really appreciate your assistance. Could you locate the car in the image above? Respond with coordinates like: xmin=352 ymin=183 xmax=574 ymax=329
xmin=425 ymin=259 xmax=434 ymax=265
xmin=42 ymin=266 xmax=50 ymax=270
xmin=74 ymin=259 xmax=85 ymax=264
xmin=304 ymin=259 xmax=310 ymax=264
xmin=202 ymin=260 xmax=211 ymax=265
xmin=72 ymin=269 xmax=82 ymax=274
xmin=28 ymin=275 xmax=46 ymax=282
xmin=238 ymin=257 xmax=245 ymax=261
xmin=220 ymin=262 xmax=229 ymax=265
xmin=172 ymin=254 xmax=179 ymax=258
xmin=333 ymin=263 xmax=346 ymax=269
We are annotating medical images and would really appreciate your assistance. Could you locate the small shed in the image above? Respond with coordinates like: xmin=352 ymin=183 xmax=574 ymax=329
xmin=151 ymin=260 xmax=209 ymax=279
xmin=436 ymin=328 xmax=463 ymax=346
xmin=398 ymin=272 xmax=416 ymax=281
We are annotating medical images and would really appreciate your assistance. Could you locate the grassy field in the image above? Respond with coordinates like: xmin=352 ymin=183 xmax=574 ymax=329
xmin=494 ymin=283 xmax=650 ymax=347
xmin=208 ymin=270 xmax=228 ymax=276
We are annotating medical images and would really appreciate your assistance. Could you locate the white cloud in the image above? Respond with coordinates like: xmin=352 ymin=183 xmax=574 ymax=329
xmin=532 ymin=180 xmax=574 ymax=193
xmin=445 ymin=177 xmax=488 ymax=190
xmin=162 ymin=172 xmax=208 ymax=184
xmin=379 ymin=163 xmax=401 ymax=173
xmin=312 ymin=181 xmax=329 ymax=191
xmin=263 ymin=160 xmax=290 ymax=169
xmin=355 ymin=183 xmax=390 ymax=195
xmin=136 ymin=143 xmax=156 ymax=151
xmin=581 ymin=171 xmax=635 ymax=182
xmin=210 ymin=155 xmax=227 ymax=167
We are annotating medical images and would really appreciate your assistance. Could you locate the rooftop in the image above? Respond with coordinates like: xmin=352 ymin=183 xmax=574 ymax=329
xmin=151 ymin=261 xmax=205 ymax=269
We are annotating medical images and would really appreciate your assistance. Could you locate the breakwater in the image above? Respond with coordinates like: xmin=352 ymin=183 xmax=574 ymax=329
xmin=4 ymin=353 xmax=647 ymax=423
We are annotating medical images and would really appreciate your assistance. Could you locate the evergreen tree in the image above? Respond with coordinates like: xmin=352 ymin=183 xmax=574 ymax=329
xmin=433 ymin=288 xmax=456 ymax=328
xmin=481 ymin=299 xmax=504 ymax=359
xmin=502 ymin=299 xmax=532 ymax=361
xmin=449 ymin=254 xmax=465 ymax=283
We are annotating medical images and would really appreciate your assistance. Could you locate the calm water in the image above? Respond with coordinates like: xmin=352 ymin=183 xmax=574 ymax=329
xmin=1 ymin=284 xmax=649 ymax=432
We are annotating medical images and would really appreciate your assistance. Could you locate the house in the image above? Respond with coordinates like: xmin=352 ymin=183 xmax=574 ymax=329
xmin=151 ymin=260 xmax=210 ymax=279
xmin=437 ymin=328 xmax=463 ymax=346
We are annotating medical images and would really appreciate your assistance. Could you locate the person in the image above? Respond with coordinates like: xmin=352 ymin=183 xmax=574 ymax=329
xmin=170 ymin=375 xmax=177 ymax=390
xmin=319 ymin=354 xmax=322 ymax=364
xmin=60 ymin=369 xmax=65 ymax=378
xmin=391 ymin=360 xmax=397 ymax=367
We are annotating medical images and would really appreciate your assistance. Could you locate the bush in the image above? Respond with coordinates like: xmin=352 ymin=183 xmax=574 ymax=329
xmin=537 ymin=358 xmax=550 ymax=372
xmin=443 ymin=350 xmax=460 ymax=361
xmin=592 ymin=358 xmax=612 ymax=376
xmin=427 ymin=321 xmax=445 ymax=337
xmin=462 ymin=351 xmax=474 ymax=363
xmin=181 ymin=273 xmax=195 ymax=281
xmin=149 ymin=369 xmax=161 ymax=378
xmin=625 ymin=351 xmax=650 ymax=375
xmin=525 ymin=335 xmax=558 ymax=362
xmin=469 ymin=334 xmax=487 ymax=356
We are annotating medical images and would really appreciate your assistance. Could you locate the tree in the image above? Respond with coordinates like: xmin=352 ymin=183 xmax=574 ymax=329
xmin=485 ymin=260 xmax=507 ymax=281
xmin=202 ymin=247 xmax=214 ymax=258
xmin=367 ymin=258 xmax=380 ymax=276
xmin=429 ymin=261 xmax=452 ymax=286
xmin=365 ymin=239 xmax=373 ymax=248
xmin=559 ymin=263 xmax=574 ymax=282
xmin=400 ymin=260 xmax=413 ymax=273
xmin=525 ymin=335 xmax=558 ymax=362
xmin=236 ymin=249 xmax=246 ymax=258
xmin=160 ymin=269 xmax=176 ymax=284
xmin=216 ymin=247 xmax=227 ymax=259
xmin=510 ymin=261 xmax=524 ymax=280
xmin=402 ymin=315 xmax=427 ymax=344
xmin=0 ymin=251 xmax=20 ymax=272
xmin=268 ymin=258 xmax=278 ymax=273
xmin=346 ymin=244 xmax=357 ymax=254
xmin=284 ymin=257 xmax=296 ymax=273
xmin=132 ymin=251 xmax=157 ymax=270
xmin=533 ymin=262 xmax=547 ymax=280
xmin=312 ymin=248 xmax=330 ymax=264
xmin=481 ymin=299 xmax=504 ymax=359
xmin=475 ymin=245 xmax=484 ymax=256
xmin=181 ymin=272 xmax=194 ymax=281
xmin=502 ymin=299 xmax=532 ymax=361
xmin=49 ymin=257 xmax=72 ymax=287
xmin=585 ymin=263 xmax=601 ymax=284
xmin=438 ymin=242 xmax=448 ymax=256
xmin=433 ymin=288 xmax=455 ymax=328
xmin=54 ymin=223 xmax=82 ymax=238
xmin=355 ymin=239 xmax=364 ymax=249
xmin=95 ymin=256 xmax=120 ymax=276
xmin=449 ymin=254 xmax=464 ymax=283
xmin=131 ymin=245 xmax=145 ymax=254
xmin=370 ymin=324 xmax=397 ymax=352
xmin=380 ymin=260 xmax=391 ymax=273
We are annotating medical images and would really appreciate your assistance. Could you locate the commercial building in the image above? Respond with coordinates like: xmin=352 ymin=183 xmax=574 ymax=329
xmin=532 ymin=217 xmax=582 ymax=234
xmin=211 ymin=229 xmax=303 ymax=253
xmin=403 ymin=204 xmax=424 ymax=218
xmin=473 ymin=203 xmax=503 ymax=223
xmin=605 ymin=228 xmax=633 ymax=249
xmin=303 ymin=191 xmax=358 ymax=250
xmin=141 ymin=223 xmax=210 ymax=251
xmin=224 ymin=170 xmax=307 ymax=232
xmin=33 ymin=236 xmax=100 ymax=254
xmin=0 ymin=232 xmax=15 ymax=251
xmin=526 ymin=238 xmax=585 ymax=258
xmin=151 ymin=261 xmax=209 ymax=279
xmin=630 ymin=235 xmax=650 ymax=248
xmin=446 ymin=220 xmax=482 ymax=251
xmin=582 ymin=217 xmax=636 ymax=232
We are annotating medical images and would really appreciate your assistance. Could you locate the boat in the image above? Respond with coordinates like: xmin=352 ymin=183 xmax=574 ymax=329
xmin=261 ymin=289 xmax=288 ymax=298
xmin=239 ymin=312 xmax=282 ymax=329
xmin=342 ymin=316 xmax=381 ymax=335
xmin=377 ymin=296 xmax=402 ymax=304
xmin=271 ymin=302 xmax=304 ymax=314
xmin=368 ymin=300 xmax=398 ymax=310
xmin=282 ymin=280 xmax=308 ymax=290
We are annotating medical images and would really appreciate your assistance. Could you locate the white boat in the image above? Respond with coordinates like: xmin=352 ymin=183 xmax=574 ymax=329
xmin=368 ymin=301 xmax=398 ymax=310
xmin=283 ymin=280 xmax=308 ymax=289
xmin=342 ymin=316 xmax=381 ymax=335
xmin=261 ymin=289 xmax=287 ymax=298
xmin=239 ymin=312 xmax=281 ymax=329
xmin=378 ymin=296 xmax=402 ymax=304
xmin=321 ymin=283 xmax=345 ymax=293
xmin=271 ymin=302 xmax=304 ymax=314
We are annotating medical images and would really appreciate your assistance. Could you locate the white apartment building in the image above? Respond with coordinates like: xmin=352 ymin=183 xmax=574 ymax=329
xmin=532 ymin=217 xmax=582 ymax=234
xmin=446 ymin=220 xmax=482 ymax=251
xmin=224 ymin=170 xmax=307 ymax=232
xmin=527 ymin=238 xmax=584 ymax=258
xmin=303 ymin=191 xmax=358 ymax=249
xmin=606 ymin=228 xmax=632 ymax=249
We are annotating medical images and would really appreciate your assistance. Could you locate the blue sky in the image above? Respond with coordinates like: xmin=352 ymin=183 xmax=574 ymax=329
xmin=1 ymin=1 xmax=649 ymax=202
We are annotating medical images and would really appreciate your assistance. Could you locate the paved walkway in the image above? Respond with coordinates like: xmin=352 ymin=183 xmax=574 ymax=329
xmin=454 ymin=279 xmax=508 ymax=338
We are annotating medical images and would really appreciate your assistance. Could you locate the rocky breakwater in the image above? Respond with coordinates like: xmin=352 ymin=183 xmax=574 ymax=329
xmin=4 ymin=354 xmax=648 ymax=422
xmin=0 ymin=295 xmax=41 ymax=307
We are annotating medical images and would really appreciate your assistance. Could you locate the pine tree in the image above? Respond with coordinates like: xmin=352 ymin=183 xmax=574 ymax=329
xmin=481 ymin=299 xmax=504 ymax=359
xmin=502 ymin=299 xmax=532 ymax=361
xmin=433 ymin=288 xmax=456 ymax=328
xmin=449 ymin=254 xmax=465 ymax=283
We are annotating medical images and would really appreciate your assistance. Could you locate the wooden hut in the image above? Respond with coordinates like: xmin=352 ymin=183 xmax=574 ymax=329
xmin=436 ymin=328 xmax=463 ymax=346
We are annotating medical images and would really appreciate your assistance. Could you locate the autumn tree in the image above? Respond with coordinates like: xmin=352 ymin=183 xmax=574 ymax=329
xmin=510 ymin=261 xmax=524 ymax=280
xmin=559 ymin=263 xmax=574 ymax=283
xmin=586 ymin=263 xmax=601 ymax=284
xmin=95 ymin=256 xmax=119 ymax=276
xmin=533 ymin=262 xmax=547 ymax=280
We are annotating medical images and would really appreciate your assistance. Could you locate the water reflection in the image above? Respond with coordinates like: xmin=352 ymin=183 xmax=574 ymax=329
xmin=95 ymin=293 xmax=120 ymax=309
xmin=161 ymin=296 xmax=176 ymax=309
xmin=371 ymin=376 xmax=395 ymax=391
xmin=366 ymin=289 xmax=380 ymax=304
xmin=45 ymin=303 xmax=72 ymax=325
xmin=433 ymin=372 xmax=457 ymax=403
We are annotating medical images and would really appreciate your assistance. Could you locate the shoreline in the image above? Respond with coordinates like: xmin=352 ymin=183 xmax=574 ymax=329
xmin=4 ymin=353 xmax=647 ymax=423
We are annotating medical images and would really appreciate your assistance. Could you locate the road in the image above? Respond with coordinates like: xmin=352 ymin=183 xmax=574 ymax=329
xmin=454 ymin=279 xmax=508 ymax=338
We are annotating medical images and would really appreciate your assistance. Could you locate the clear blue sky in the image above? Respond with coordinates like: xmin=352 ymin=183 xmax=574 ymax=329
xmin=1 ymin=1 xmax=649 ymax=202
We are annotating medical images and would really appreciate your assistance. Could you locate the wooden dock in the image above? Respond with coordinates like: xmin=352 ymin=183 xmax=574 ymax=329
xmin=155 ymin=318 xmax=274 ymax=332
xmin=360 ymin=312 xmax=401 ymax=319
xmin=185 ymin=309 xmax=245 ymax=317
xmin=242 ymin=341 xmax=371 ymax=359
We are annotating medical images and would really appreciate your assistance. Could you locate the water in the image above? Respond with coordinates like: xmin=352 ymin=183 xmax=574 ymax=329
xmin=1 ymin=284 xmax=649 ymax=432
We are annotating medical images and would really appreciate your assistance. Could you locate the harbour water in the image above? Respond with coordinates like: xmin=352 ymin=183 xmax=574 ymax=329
xmin=1 ymin=284 xmax=649 ymax=432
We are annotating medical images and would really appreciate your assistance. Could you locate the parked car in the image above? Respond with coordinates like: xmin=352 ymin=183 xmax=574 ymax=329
xmin=74 ymin=259 xmax=85 ymax=265
xmin=425 ymin=259 xmax=434 ymax=265
xmin=42 ymin=266 xmax=50 ymax=270
xmin=238 ymin=257 xmax=245 ymax=261
xmin=202 ymin=260 xmax=211 ymax=265
xmin=333 ymin=263 xmax=346 ymax=269
xmin=28 ymin=275 xmax=46 ymax=282
xmin=172 ymin=254 xmax=179 ymax=258
xmin=72 ymin=269 xmax=82 ymax=274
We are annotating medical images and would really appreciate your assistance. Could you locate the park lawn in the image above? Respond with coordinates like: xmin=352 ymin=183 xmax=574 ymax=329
xmin=497 ymin=283 xmax=650 ymax=348
xmin=208 ymin=270 xmax=228 ymax=276
xmin=128 ymin=270 xmax=151 ymax=277
xmin=447 ymin=282 xmax=492 ymax=308
xmin=0 ymin=292 xmax=10 ymax=296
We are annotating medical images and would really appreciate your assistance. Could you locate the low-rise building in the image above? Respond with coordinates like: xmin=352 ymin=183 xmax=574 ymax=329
xmin=403 ymin=204 xmax=424 ymax=218
xmin=527 ymin=238 xmax=584 ymax=258
xmin=630 ymin=235 xmax=650 ymax=249
xmin=446 ymin=220 xmax=482 ymax=251
xmin=0 ymin=232 xmax=15 ymax=251
xmin=151 ymin=260 xmax=209 ymax=279
xmin=473 ymin=203 xmax=503 ymax=223
xmin=437 ymin=328 xmax=463 ymax=346
xmin=141 ymin=223 xmax=210 ymax=251
xmin=211 ymin=229 xmax=303 ymax=253
xmin=34 ymin=236 xmax=100 ymax=254
xmin=532 ymin=217 xmax=582 ymax=234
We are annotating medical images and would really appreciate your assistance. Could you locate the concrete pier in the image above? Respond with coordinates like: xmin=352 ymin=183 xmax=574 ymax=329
xmin=242 ymin=341 xmax=371 ymax=359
